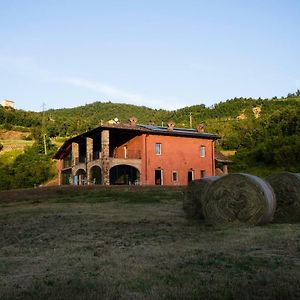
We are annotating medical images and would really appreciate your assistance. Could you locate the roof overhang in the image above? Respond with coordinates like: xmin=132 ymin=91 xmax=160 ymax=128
xmin=53 ymin=124 xmax=219 ymax=160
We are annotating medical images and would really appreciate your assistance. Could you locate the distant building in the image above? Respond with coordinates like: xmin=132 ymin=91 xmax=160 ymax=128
xmin=53 ymin=118 xmax=219 ymax=186
xmin=1 ymin=100 xmax=15 ymax=108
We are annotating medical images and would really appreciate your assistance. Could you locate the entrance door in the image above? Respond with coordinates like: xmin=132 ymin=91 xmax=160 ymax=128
xmin=188 ymin=170 xmax=194 ymax=183
xmin=155 ymin=169 xmax=163 ymax=185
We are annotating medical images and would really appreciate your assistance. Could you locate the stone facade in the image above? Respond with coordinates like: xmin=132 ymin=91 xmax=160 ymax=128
xmin=101 ymin=130 xmax=110 ymax=185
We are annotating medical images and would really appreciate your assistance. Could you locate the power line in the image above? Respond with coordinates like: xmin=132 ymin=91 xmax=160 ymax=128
xmin=42 ymin=102 xmax=47 ymax=155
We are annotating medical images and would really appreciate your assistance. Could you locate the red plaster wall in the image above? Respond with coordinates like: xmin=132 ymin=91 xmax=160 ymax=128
xmin=114 ymin=135 xmax=143 ymax=159
xmin=141 ymin=134 xmax=215 ymax=185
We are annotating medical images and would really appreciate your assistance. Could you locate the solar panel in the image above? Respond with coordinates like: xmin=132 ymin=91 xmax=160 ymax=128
xmin=138 ymin=124 xmax=162 ymax=131
xmin=138 ymin=124 xmax=217 ymax=138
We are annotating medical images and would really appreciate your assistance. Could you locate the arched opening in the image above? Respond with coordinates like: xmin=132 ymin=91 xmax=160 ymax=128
xmin=74 ymin=169 xmax=87 ymax=185
xmin=109 ymin=165 xmax=140 ymax=185
xmin=89 ymin=166 xmax=102 ymax=184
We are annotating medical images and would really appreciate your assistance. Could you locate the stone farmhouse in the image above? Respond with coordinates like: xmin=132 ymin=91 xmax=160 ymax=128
xmin=53 ymin=118 xmax=229 ymax=186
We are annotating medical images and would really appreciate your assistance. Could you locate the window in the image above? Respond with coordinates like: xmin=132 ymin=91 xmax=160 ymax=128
xmin=200 ymin=145 xmax=205 ymax=157
xmin=155 ymin=143 xmax=161 ymax=155
xmin=200 ymin=170 xmax=206 ymax=178
xmin=124 ymin=146 xmax=127 ymax=159
xmin=172 ymin=171 xmax=178 ymax=182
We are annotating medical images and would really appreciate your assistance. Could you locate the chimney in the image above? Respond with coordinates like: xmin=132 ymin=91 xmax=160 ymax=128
xmin=129 ymin=116 xmax=138 ymax=126
xmin=167 ymin=121 xmax=175 ymax=131
xmin=197 ymin=124 xmax=205 ymax=132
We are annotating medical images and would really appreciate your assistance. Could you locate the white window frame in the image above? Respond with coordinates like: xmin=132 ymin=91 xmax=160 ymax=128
xmin=155 ymin=143 xmax=161 ymax=155
xmin=124 ymin=146 xmax=127 ymax=159
xmin=200 ymin=145 xmax=206 ymax=157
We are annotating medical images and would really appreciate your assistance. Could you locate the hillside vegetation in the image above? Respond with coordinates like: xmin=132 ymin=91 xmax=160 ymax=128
xmin=1 ymin=95 xmax=299 ymax=137
xmin=1 ymin=186 xmax=300 ymax=299
xmin=0 ymin=93 xmax=299 ymax=190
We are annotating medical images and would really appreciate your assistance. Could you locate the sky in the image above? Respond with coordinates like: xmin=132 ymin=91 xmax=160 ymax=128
xmin=0 ymin=0 xmax=299 ymax=111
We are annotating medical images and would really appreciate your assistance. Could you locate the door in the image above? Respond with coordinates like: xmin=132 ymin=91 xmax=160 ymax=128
xmin=155 ymin=169 xmax=163 ymax=185
xmin=188 ymin=170 xmax=194 ymax=183
xmin=73 ymin=175 xmax=78 ymax=185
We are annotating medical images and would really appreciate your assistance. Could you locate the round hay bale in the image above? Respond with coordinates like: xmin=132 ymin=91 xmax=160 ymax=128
xmin=202 ymin=173 xmax=276 ymax=226
xmin=266 ymin=172 xmax=300 ymax=223
xmin=183 ymin=177 xmax=220 ymax=219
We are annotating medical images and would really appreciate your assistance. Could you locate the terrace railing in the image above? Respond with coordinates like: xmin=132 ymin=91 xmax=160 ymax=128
xmin=111 ymin=150 xmax=141 ymax=159
xmin=73 ymin=149 xmax=141 ymax=165
xmin=63 ymin=159 xmax=72 ymax=169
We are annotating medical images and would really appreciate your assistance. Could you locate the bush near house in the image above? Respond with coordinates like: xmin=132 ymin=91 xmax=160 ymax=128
xmin=0 ymin=139 xmax=57 ymax=191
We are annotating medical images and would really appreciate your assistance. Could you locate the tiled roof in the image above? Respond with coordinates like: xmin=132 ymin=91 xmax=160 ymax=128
xmin=215 ymin=151 xmax=233 ymax=163
xmin=53 ymin=123 xmax=219 ymax=159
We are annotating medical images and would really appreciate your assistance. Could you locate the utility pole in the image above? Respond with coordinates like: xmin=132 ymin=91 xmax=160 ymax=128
xmin=42 ymin=102 xmax=47 ymax=155
xmin=189 ymin=112 xmax=193 ymax=128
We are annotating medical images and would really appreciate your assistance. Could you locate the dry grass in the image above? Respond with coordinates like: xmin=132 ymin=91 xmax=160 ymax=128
xmin=1 ymin=186 xmax=300 ymax=299
xmin=0 ymin=130 xmax=30 ymax=140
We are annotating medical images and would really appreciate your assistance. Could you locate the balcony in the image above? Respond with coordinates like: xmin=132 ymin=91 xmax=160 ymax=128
xmin=63 ymin=159 xmax=72 ymax=169
xmin=87 ymin=151 xmax=101 ymax=162
xmin=72 ymin=149 xmax=141 ymax=166
xmin=111 ymin=150 xmax=141 ymax=159
xmin=74 ymin=156 xmax=86 ymax=165
xmin=93 ymin=151 xmax=101 ymax=160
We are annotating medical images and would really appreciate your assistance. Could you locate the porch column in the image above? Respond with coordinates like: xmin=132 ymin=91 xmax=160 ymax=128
xmin=223 ymin=164 xmax=228 ymax=174
xmin=86 ymin=137 xmax=93 ymax=162
xmin=86 ymin=137 xmax=93 ymax=184
xmin=57 ymin=160 xmax=63 ymax=185
xmin=101 ymin=130 xmax=110 ymax=185
xmin=72 ymin=142 xmax=79 ymax=166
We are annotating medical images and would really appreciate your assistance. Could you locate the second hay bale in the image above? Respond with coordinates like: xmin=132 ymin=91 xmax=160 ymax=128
xmin=202 ymin=173 xmax=276 ymax=226
xmin=266 ymin=172 xmax=300 ymax=223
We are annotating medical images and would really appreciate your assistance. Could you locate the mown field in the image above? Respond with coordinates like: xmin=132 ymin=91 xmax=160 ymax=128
xmin=1 ymin=186 xmax=300 ymax=300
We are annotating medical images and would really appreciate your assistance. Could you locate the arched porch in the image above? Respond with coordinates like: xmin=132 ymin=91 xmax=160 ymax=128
xmin=74 ymin=169 xmax=87 ymax=185
xmin=89 ymin=165 xmax=102 ymax=184
xmin=109 ymin=164 xmax=140 ymax=185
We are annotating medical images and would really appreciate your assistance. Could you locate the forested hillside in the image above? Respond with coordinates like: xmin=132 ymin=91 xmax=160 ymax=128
xmin=1 ymin=95 xmax=299 ymax=139
xmin=0 ymin=92 xmax=299 ymax=190
xmin=46 ymin=96 xmax=300 ymax=139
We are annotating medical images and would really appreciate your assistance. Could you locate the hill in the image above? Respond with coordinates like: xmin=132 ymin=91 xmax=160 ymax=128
xmin=1 ymin=95 xmax=299 ymax=137
xmin=1 ymin=185 xmax=300 ymax=299
xmin=46 ymin=96 xmax=300 ymax=136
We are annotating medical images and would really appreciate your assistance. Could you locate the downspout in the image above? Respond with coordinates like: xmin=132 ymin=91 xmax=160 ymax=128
xmin=144 ymin=134 xmax=148 ymax=184
xmin=212 ymin=140 xmax=215 ymax=176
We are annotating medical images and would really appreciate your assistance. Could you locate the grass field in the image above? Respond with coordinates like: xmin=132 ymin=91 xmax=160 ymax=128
xmin=1 ymin=186 xmax=300 ymax=300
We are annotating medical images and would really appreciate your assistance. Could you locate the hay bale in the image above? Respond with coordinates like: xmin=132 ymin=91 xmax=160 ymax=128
xmin=202 ymin=173 xmax=276 ymax=226
xmin=266 ymin=172 xmax=300 ymax=223
xmin=183 ymin=177 xmax=220 ymax=219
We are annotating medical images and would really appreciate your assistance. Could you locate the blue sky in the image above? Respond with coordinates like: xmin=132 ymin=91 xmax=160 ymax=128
xmin=0 ymin=0 xmax=299 ymax=111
